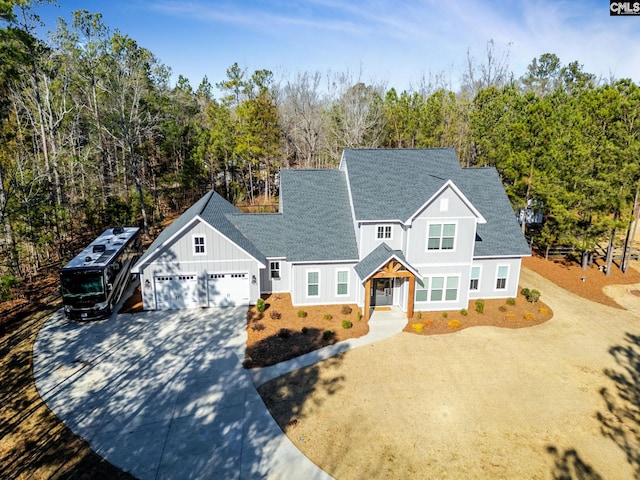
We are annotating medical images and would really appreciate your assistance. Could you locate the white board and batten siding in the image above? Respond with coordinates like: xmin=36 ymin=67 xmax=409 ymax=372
xmin=358 ymin=223 xmax=405 ymax=259
xmin=139 ymin=219 xmax=262 ymax=310
xmin=468 ymin=257 xmax=523 ymax=301
xmin=290 ymin=263 xmax=358 ymax=306
xmin=260 ymin=258 xmax=291 ymax=294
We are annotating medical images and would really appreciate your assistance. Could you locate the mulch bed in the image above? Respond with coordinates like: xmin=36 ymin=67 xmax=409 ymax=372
xmin=244 ymin=294 xmax=367 ymax=368
xmin=246 ymin=254 xmax=640 ymax=366
xmin=523 ymin=255 xmax=640 ymax=309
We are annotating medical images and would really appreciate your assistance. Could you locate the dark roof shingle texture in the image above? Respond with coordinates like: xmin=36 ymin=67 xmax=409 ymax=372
xmin=342 ymin=148 xmax=530 ymax=257
xmin=280 ymin=169 xmax=359 ymax=262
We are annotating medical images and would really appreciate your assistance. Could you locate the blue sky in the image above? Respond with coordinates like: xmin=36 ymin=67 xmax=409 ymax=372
xmin=36 ymin=1 xmax=640 ymax=94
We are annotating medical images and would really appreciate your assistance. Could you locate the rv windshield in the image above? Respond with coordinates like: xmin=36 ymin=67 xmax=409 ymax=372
xmin=61 ymin=272 xmax=105 ymax=297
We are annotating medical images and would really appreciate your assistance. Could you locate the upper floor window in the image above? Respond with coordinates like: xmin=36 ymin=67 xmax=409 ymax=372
xmin=427 ymin=223 xmax=455 ymax=250
xmin=496 ymin=266 xmax=509 ymax=290
xmin=377 ymin=225 xmax=392 ymax=239
xmin=193 ymin=235 xmax=206 ymax=255
xmin=270 ymin=261 xmax=280 ymax=279
xmin=470 ymin=266 xmax=480 ymax=291
xmin=307 ymin=271 xmax=319 ymax=297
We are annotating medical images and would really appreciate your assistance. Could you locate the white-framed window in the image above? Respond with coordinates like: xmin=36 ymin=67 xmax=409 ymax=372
xmin=415 ymin=278 xmax=429 ymax=302
xmin=415 ymin=275 xmax=459 ymax=302
xmin=270 ymin=261 xmax=280 ymax=279
xmin=427 ymin=223 xmax=456 ymax=250
xmin=470 ymin=266 xmax=481 ymax=291
xmin=336 ymin=270 xmax=349 ymax=296
xmin=496 ymin=265 xmax=509 ymax=290
xmin=193 ymin=235 xmax=206 ymax=255
xmin=307 ymin=271 xmax=319 ymax=297
xmin=445 ymin=277 xmax=459 ymax=301
xmin=377 ymin=225 xmax=392 ymax=239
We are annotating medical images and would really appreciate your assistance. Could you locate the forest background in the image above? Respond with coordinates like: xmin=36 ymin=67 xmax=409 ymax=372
xmin=1 ymin=1 xmax=640 ymax=297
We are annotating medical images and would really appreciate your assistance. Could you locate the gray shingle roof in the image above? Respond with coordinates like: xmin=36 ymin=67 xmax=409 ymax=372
xmin=280 ymin=169 xmax=359 ymax=262
xmin=342 ymin=148 xmax=462 ymax=222
xmin=354 ymin=243 xmax=419 ymax=280
xmin=198 ymin=193 xmax=267 ymax=265
xmin=133 ymin=190 xmax=266 ymax=271
xmin=135 ymin=148 xmax=529 ymax=272
xmin=231 ymin=213 xmax=285 ymax=258
xmin=133 ymin=191 xmax=215 ymax=270
xmin=457 ymin=168 xmax=531 ymax=257
xmin=341 ymin=148 xmax=530 ymax=258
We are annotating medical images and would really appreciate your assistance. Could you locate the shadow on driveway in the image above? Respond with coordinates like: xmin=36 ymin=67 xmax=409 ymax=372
xmin=33 ymin=307 xmax=335 ymax=479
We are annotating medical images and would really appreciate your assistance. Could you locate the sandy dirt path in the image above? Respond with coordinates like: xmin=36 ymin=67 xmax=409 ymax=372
xmin=260 ymin=268 xmax=640 ymax=479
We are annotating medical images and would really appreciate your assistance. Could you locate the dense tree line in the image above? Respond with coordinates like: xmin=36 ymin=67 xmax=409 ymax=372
xmin=1 ymin=2 xmax=640 ymax=287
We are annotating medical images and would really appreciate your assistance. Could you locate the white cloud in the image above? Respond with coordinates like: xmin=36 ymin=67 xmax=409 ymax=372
xmin=146 ymin=0 xmax=640 ymax=89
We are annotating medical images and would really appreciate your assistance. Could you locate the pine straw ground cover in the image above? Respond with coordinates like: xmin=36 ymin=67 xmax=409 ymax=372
xmin=0 ymin=276 xmax=133 ymax=480
xmin=3 ymin=253 xmax=640 ymax=478
xmin=403 ymin=293 xmax=553 ymax=336
xmin=247 ymin=255 xmax=640 ymax=366
xmin=244 ymin=294 xmax=366 ymax=368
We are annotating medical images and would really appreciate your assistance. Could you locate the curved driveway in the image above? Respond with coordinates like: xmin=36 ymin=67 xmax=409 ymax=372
xmin=33 ymin=306 xmax=332 ymax=480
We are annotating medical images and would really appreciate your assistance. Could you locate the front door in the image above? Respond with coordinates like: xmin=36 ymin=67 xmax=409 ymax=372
xmin=373 ymin=278 xmax=393 ymax=306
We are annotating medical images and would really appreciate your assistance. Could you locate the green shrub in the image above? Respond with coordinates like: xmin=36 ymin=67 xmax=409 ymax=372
xmin=341 ymin=305 xmax=352 ymax=315
xmin=323 ymin=313 xmax=333 ymax=321
xmin=506 ymin=297 xmax=516 ymax=306
xmin=256 ymin=298 xmax=266 ymax=313
xmin=297 ymin=310 xmax=307 ymax=318
xmin=475 ymin=299 xmax=485 ymax=314
xmin=417 ymin=312 xmax=422 ymax=320
xmin=342 ymin=320 xmax=353 ymax=329
xmin=459 ymin=308 xmax=468 ymax=316
xmin=0 ymin=274 xmax=19 ymax=302
xmin=357 ymin=311 xmax=363 ymax=321
xmin=521 ymin=288 xmax=541 ymax=303
xmin=526 ymin=289 xmax=541 ymax=303
xmin=323 ymin=330 xmax=335 ymax=341
xmin=498 ymin=305 xmax=507 ymax=312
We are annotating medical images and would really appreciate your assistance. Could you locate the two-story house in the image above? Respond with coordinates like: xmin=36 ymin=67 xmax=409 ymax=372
xmin=131 ymin=148 xmax=531 ymax=319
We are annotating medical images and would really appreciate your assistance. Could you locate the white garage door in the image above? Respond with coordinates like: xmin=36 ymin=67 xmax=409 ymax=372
xmin=154 ymin=275 xmax=199 ymax=310
xmin=207 ymin=273 xmax=250 ymax=307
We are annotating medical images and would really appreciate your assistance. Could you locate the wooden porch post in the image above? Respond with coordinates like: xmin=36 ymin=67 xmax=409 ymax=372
xmin=364 ymin=278 xmax=371 ymax=321
xmin=363 ymin=278 xmax=371 ymax=322
xmin=407 ymin=275 xmax=415 ymax=320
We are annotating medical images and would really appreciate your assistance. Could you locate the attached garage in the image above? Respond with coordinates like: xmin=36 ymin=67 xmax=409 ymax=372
xmin=207 ymin=273 xmax=250 ymax=307
xmin=131 ymin=191 xmax=266 ymax=311
xmin=154 ymin=275 xmax=199 ymax=310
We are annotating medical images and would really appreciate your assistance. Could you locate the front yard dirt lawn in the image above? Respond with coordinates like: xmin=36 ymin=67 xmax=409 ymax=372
xmin=246 ymin=255 xmax=640 ymax=368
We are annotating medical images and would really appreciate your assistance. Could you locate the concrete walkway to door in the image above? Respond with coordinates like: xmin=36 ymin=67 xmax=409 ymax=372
xmin=251 ymin=307 xmax=408 ymax=386
xmin=33 ymin=302 xmax=408 ymax=479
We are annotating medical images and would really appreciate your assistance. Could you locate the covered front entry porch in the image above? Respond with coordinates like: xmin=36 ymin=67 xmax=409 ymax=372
xmin=355 ymin=243 xmax=421 ymax=322
xmin=363 ymin=261 xmax=416 ymax=321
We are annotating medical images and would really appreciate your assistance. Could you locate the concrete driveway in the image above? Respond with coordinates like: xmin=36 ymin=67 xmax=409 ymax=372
xmin=33 ymin=306 xmax=331 ymax=480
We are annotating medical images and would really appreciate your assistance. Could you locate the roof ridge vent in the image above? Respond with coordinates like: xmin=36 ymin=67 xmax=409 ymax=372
xmin=92 ymin=244 xmax=106 ymax=253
